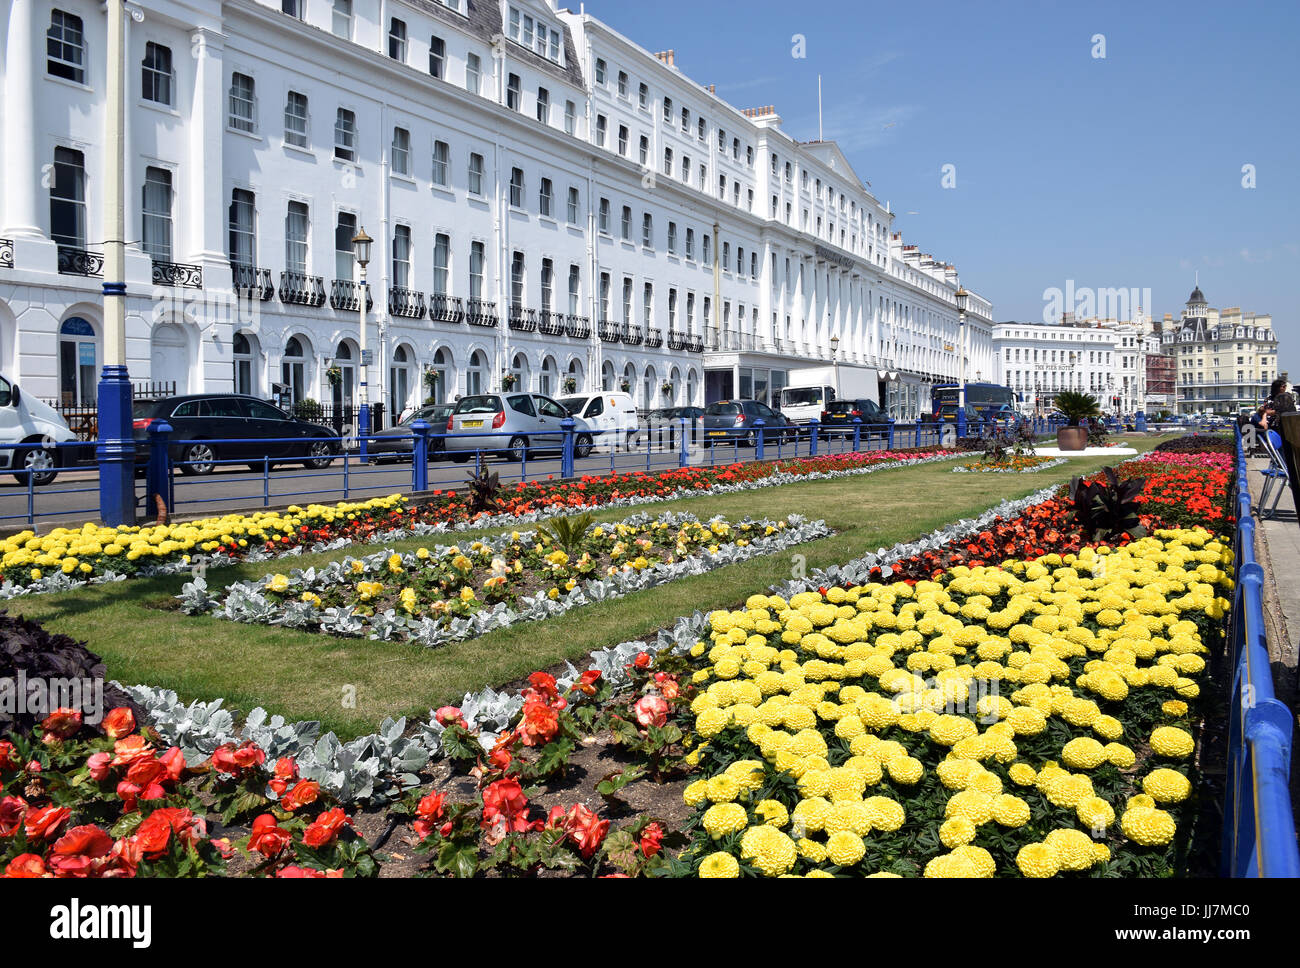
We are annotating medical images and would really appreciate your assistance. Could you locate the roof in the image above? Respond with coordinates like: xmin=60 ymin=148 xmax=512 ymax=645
xmin=412 ymin=0 xmax=587 ymax=89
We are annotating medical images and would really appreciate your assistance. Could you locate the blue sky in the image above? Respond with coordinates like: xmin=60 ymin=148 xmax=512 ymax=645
xmin=584 ymin=0 xmax=1299 ymax=373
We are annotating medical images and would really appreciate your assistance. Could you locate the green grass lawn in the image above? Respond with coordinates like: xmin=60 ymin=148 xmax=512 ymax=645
xmin=7 ymin=438 xmax=1164 ymax=737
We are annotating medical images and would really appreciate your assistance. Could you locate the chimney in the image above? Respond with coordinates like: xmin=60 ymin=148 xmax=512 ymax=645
xmin=707 ymin=84 xmax=715 ymax=94
xmin=654 ymin=50 xmax=676 ymax=68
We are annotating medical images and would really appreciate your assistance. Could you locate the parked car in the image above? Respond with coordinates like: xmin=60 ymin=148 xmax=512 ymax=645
xmin=556 ymin=392 xmax=640 ymax=445
xmin=648 ymin=406 xmax=705 ymax=422
xmin=132 ymin=394 xmax=341 ymax=475
xmin=0 ymin=376 xmax=79 ymax=485
xmin=367 ymin=403 xmax=455 ymax=462
xmin=819 ymin=398 xmax=887 ymax=438
xmin=701 ymin=400 xmax=796 ymax=447
xmin=445 ymin=393 xmax=596 ymax=462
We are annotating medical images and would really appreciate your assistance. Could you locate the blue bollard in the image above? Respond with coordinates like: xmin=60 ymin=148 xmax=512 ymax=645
xmin=678 ymin=417 xmax=689 ymax=467
xmin=754 ymin=419 xmax=765 ymax=461
xmin=411 ymin=419 xmax=430 ymax=492
xmin=852 ymin=417 xmax=862 ymax=452
xmin=809 ymin=418 xmax=819 ymax=456
xmin=358 ymin=402 xmax=370 ymax=465
xmin=1136 ymin=411 xmax=1147 ymax=433
xmin=560 ymin=416 xmax=575 ymax=479
xmin=97 ymin=361 xmax=137 ymax=527
xmin=146 ymin=420 xmax=173 ymax=515
xmin=915 ymin=416 xmax=923 ymax=448
xmin=887 ymin=419 xmax=896 ymax=450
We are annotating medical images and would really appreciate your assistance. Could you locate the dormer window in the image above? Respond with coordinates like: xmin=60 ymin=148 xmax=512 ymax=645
xmin=507 ymin=6 xmax=564 ymax=65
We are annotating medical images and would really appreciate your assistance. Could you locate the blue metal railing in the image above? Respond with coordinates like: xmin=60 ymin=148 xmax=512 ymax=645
xmin=0 ymin=441 xmax=100 ymax=528
xmin=1221 ymin=423 xmax=1300 ymax=877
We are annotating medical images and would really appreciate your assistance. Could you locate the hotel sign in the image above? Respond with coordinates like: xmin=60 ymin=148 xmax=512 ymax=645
xmin=815 ymin=244 xmax=854 ymax=269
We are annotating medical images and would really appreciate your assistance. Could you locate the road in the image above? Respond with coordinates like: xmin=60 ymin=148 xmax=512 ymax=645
xmin=0 ymin=427 xmax=901 ymax=532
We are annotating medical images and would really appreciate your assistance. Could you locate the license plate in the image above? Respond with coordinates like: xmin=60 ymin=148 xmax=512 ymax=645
xmin=462 ymin=420 xmax=484 ymax=428
xmin=708 ymin=431 xmax=727 ymax=437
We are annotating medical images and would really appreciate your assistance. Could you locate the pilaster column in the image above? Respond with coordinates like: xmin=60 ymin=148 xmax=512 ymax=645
xmin=4 ymin=0 xmax=43 ymax=237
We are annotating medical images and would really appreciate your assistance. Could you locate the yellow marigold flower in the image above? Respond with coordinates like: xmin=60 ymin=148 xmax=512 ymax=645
xmin=1008 ymin=762 xmax=1037 ymax=786
xmin=1061 ymin=737 xmax=1109 ymax=770
xmin=1150 ymin=725 xmax=1195 ymax=758
xmin=1076 ymin=796 xmax=1116 ymax=829
xmin=796 ymin=838 xmax=828 ymax=863
xmin=924 ymin=851 xmax=982 ymax=878
xmin=1120 ymin=806 xmax=1177 ymax=846
xmin=1162 ymin=700 xmax=1189 ymax=717
xmin=791 ymin=797 xmax=832 ymax=834
xmin=701 ymin=802 xmax=748 ymax=840
xmin=739 ymin=825 xmax=798 ymax=877
xmin=992 ymin=794 xmax=1031 ymax=828
xmin=886 ymin=755 xmax=924 ymax=785
xmin=1142 ymin=768 xmax=1192 ymax=804
xmin=755 ymin=799 xmax=789 ymax=828
xmin=824 ymin=830 xmax=866 ymax=867
xmin=698 ymin=851 xmax=740 ymax=878
xmin=1044 ymin=828 xmax=1097 ymax=871
xmin=862 ymin=796 xmax=906 ymax=832
xmin=1016 ymin=842 xmax=1060 ymax=878
xmin=1104 ymin=743 xmax=1136 ymax=769
xmin=940 ymin=816 xmax=978 ymax=847
xmin=695 ymin=708 xmax=730 ymax=738
xmin=954 ymin=844 xmax=997 ymax=877
xmin=683 ymin=780 xmax=709 ymax=807
xmin=705 ymin=775 xmax=742 ymax=804
xmin=1092 ymin=842 xmax=1112 ymax=864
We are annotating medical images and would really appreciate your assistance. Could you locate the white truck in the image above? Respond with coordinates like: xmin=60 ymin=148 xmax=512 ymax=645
xmin=777 ymin=365 xmax=880 ymax=425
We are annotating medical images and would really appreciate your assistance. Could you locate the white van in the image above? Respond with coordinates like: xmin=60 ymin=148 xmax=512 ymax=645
xmin=0 ymin=376 xmax=79 ymax=485
xmin=556 ymin=392 xmax=640 ymax=445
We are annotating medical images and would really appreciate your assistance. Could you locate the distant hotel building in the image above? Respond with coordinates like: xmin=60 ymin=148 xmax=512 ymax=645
xmin=0 ymin=0 xmax=993 ymax=422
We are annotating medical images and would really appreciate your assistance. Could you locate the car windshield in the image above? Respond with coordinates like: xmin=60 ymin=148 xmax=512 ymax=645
xmin=556 ymin=397 xmax=585 ymax=415
xmin=456 ymin=395 xmax=501 ymax=415
xmin=825 ymin=401 xmax=856 ymax=414
xmin=705 ymin=402 xmax=742 ymax=416
xmin=132 ymin=400 xmax=160 ymax=418
xmin=782 ymin=388 xmax=823 ymax=407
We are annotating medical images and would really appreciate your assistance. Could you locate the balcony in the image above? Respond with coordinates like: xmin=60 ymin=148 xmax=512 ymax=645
xmin=329 ymin=279 xmax=373 ymax=312
xmin=621 ymin=323 xmax=643 ymax=346
xmin=429 ymin=294 xmax=465 ymax=324
xmin=537 ymin=310 xmax=566 ymax=336
xmin=686 ymin=334 xmax=704 ymax=353
xmin=151 ymin=260 xmax=204 ymax=289
xmin=709 ymin=328 xmax=758 ymax=353
xmin=388 ymin=287 xmax=427 ymax=319
xmin=466 ymin=298 xmax=498 ymax=327
xmin=0 ymin=238 xmax=12 ymax=269
xmin=644 ymin=327 xmax=663 ymax=348
xmin=57 ymin=246 xmax=104 ymax=277
xmin=279 ymin=270 xmax=326 ymax=307
xmin=231 ymin=263 xmax=275 ymax=301
xmin=597 ymin=320 xmax=621 ymax=343
xmin=508 ymin=306 xmax=538 ymax=333
xmin=565 ymin=315 xmax=591 ymax=340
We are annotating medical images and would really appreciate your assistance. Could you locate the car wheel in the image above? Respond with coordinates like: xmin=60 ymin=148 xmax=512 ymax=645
xmin=181 ymin=442 xmax=216 ymax=476
xmin=574 ymin=433 xmax=593 ymax=459
xmin=744 ymin=430 xmax=757 ymax=448
xmin=304 ymin=440 xmax=335 ymax=469
xmin=13 ymin=446 xmax=58 ymax=486
xmin=451 ymin=453 xmax=470 ymax=464
xmin=506 ymin=435 xmax=528 ymax=463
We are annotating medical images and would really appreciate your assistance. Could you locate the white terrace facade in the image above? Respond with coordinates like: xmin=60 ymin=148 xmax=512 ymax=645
xmin=0 ymin=0 xmax=993 ymax=420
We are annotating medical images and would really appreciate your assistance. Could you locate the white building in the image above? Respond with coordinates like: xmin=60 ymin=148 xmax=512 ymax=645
xmin=992 ymin=320 xmax=1121 ymax=414
xmin=0 ymin=0 xmax=992 ymax=423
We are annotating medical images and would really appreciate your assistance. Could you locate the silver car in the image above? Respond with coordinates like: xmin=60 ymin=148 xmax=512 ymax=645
xmin=445 ymin=393 xmax=596 ymax=463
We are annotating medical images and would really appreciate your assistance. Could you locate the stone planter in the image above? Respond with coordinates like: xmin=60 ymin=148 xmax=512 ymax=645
xmin=1057 ymin=425 xmax=1088 ymax=451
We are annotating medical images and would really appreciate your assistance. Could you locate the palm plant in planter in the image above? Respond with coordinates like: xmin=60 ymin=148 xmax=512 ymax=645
xmin=1053 ymin=390 xmax=1101 ymax=451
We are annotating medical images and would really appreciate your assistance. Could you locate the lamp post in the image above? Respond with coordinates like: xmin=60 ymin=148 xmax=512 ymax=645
xmin=955 ymin=287 xmax=969 ymax=439
xmin=97 ymin=0 xmax=135 ymax=526
xmin=352 ymin=227 xmax=373 ymax=462
xmin=829 ymin=334 xmax=840 ymax=400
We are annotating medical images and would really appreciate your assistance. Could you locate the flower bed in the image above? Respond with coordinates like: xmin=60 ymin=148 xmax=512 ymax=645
xmin=679 ymin=527 xmax=1228 ymax=877
xmin=185 ymin=511 xmax=830 ymax=648
xmin=1064 ymin=453 xmax=1234 ymax=532
xmin=1153 ymin=436 xmax=1233 ymax=455
xmin=953 ymin=456 xmax=1066 ymax=474
xmin=0 ymin=449 xmax=956 ymax=599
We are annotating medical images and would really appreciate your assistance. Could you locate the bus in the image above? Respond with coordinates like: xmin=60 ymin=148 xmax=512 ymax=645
xmin=930 ymin=383 xmax=1017 ymax=422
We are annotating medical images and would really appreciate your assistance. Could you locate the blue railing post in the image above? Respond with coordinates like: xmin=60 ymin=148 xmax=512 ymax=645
xmin=887 ymin=419 xmax=896 ymax=450
xmin=358 ymin=403 xmax=370 ymax=465
xmin=914 ymin=416 xmax=923 ymax=448
xmin=146 ymin=420 xmax=173 ymax=516
xmin=754 ymin=419 xmax=765 ymax=461
xmin=678 ymin=417 xmax=689 ymax=467
xmin=97 ymin=359 xmax=137 ymax=527
xmin=411 ymin=419 xmax=430 ymax=492
xmin=1136 ymin=411 xmax=1147 ymax=432
xmin=560 ymin=416 xmax=575 ymax=479
xmin=852 ymin=417 xmax=862 ymax=452
xmin=809 ymin=418 xmax=819 ymax=456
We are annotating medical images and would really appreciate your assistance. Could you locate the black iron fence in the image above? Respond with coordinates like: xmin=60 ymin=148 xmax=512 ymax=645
xmin=44 ymin=382 xmax=178 ymax=443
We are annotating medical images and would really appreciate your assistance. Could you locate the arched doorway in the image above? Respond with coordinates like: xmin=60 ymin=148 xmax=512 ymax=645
xmin=670 ymin=366 xmax=681 ymax=406
xmin=233 ymin=331 xmax=261 ymax=396
xmin=621 ymin=362 xmax=635 ymax=397
xmin=281 ymin=335 xmax=310 ymax=405
xmin=331 ymin=340 xmax=357 ymax=417
xmin=58 ymin=317 xmax=98 ymax=406
xmin=566 ymin=358 xmax=584 ymax=395
xmin=466 ymin=350 xmax=488 ymax=397
xmin=150 ymin=322 xmax=190 ymax=392
xmin=429 ymin=346 xmax=452 ymax=403
xmin=601 ymin=360 xmax=616 ymax=392
xmin=539 ymin=355 xmax=558 ymax=398
xmin=643 ymin=364 xmax=657 ymax=410
xmin=687 ymin=368 xmax=698 ymax=406
xmin=510 ymin=353 xmax=530 ymax=393
xmin=389 ymin=344 xmax=415 ymax=419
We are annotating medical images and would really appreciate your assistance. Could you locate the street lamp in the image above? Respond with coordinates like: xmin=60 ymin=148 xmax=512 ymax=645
xmin=954 ymin=287 xmax=969 ymax=439
xmin=352 ymin=227 xmax=373 ymax=462
xmin=829 ymin=334 xmax=840 ymax=400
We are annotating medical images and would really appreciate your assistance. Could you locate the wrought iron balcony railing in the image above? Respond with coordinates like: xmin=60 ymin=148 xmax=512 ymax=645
xmin=597 ymin=320 xmax=621 ymax=343
xmin=151 ymin=260 xmax=204 ymax=289
xmin=388 ymin=287 xmax=427 ymax=319
xmin=466 ymin=298 xmax=498 ymax=327
xmin=667 ymin=330 xmax=690 ymax=351
xmin=279 ymin=270 xmax=327 ymax=307
xmin=621 ymin=323 xmax=643 ymax=346
xmin=565 ymin=315 xmax=591 ymax=340
xmin=644 ymin=327 xmax=663 ymax=348
xmin=429 ymin=294 xmax=465 ymax=323
xmin=0 ymin=238 xmax=13 ymax=269
xmin=686 ymin=334 xmax=704 ymax=353
xmin=537 ymin=310 xmax=566 ymax=336
xmin=231 ymin=263 xmax=275 ymax=301
xmin=508 ymin=306 xmax=537 ymax=332
xmin=329 ymin=279 xmax=373 ymax=312
xmin=57 ymin=246 xmax=104 ymax=277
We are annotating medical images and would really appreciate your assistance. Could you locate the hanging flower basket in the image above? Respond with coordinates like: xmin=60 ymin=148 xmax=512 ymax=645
xmin=502 ymin=373 xmax=519 ymax=391
xmin=423 ymin=369 xmax=440 ymax=391
xmin=563 ymin=376 xmax=577 ymax=393
xmin=619 ymin=379 xmax=632 ymax=393
xmin=661 ymin=381 xmax=674 ymax=396
xmin=325 ymin=366 xmax=343 ymax=388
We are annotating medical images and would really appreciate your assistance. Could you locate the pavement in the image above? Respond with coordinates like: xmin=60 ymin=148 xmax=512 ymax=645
xmin=1246 ymin=455 xmax=1300 ymax=709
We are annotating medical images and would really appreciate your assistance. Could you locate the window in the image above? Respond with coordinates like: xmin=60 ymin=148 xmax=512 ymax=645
xmin=618 ymin=71 xmax=628 ymax=97
xmin=565 ymin=100 xmax=577 ymax=135
xmin=432 ymin=140 xmax=449 ymax=186
xmin=667 ymin=221 xmax=677 ymax=254
xmin=47 ymin=10 xmax=85 ymax=84
xmin=617 ymin=124 xmax=629 ymax=156
xmin=282 ymin=0 xmax=304 ymax=17
xmin=335 ymin=212 xmax=356 ymax=280
xmin=469 ymin=241 xmax=485 ymax=299
xmin=334 ymin=108 xmax=357 ymax=162
xmin=536 ymin=87 xmax=550 ymax=124
xmin=284 ymin=91 xmax=309 ymax=148
xmin=594 ymin=115 xmax=608 ymax=147
xmin=541 ymin=258 xmax=554 ymax=310
xmin=622 ymin=278 xmax=633 ymax=324
xmin=698 ymin=117 xmax=706 ymax=141
xmin=388 ymin=18 xmax=407 ymax=61
xmin=233 ymin=333 xmax=256 ymax=395
xmin=703 ymin=234 xmax=711 ymax=264
xmin=332 ymin=0 xmax=353 ymax=39
xmin=718 ymin=128 xmax=726 ymax=152
xmin=685 ymin=228 xmax=695 ymax=260
xmin=598 ymin=198 xmax=610 ymax=233
xmin=639 ymin=136 xmax=649 ymax=166
xmin=507 ymin=74 xmax=521 ymax=111
xmin=49 ymin=147 xmax=86 ymax=248
xmin=468 ymin=153 xmax=484 ymax=196
xmin=228 ymin=188 xmax=256 ymax=264
xmin=663 ymin=147 xmax=673 ymax=176
xmin=746 ymin=146 xmax=754 ymax=166
xmin=509 ymin=167 xmax=524 ymax=208
xmin=620 ymin=206 xmax=632 ymax=241
xmin=466 ymin=53 xmax=482 ymax=94
xmin=751 ymin=252 xmax=758 ymax=278
xmin=391 ymin=224 xmax=411 ymax=288
xmin=642 ymin=213 xmax=653 ymax=249
xmin=433 ymin=233 xmax=450 ymax=295
xmin=391 ymin=127 xmax=410 ymax=175
xmin=229 ymin=72 xmax=256 ymax=132
xmin=567 ymin=186 xmax=580 ymax=223
xmin=568 ymin=265 xmax=581 ymax=315
xmin=285 ymin=201 xmax=309 ymax=274
xmin=141 ymin=167 xmax=173 ymax=261
xmin=539 ymin=178 xmax=553 ymax=217
xmin=599 ymin=273 xmax=610 ymax=322
xmin=639 ymin=83 xmax=649 ymax=110
xmin=141 ymin=43 xmax=173 ymax=106
xmin=427 ymin=35 xmax=446 ymax=79
xmin=595 ymin=59 xmax=607 ymax=85
xmin=663 ymin=97 xmax=673 ymax=124
xmin=722 ymin=241 xmax=730 ymax=268
xmin=681 ymin=107 xmax=690 ymax=134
